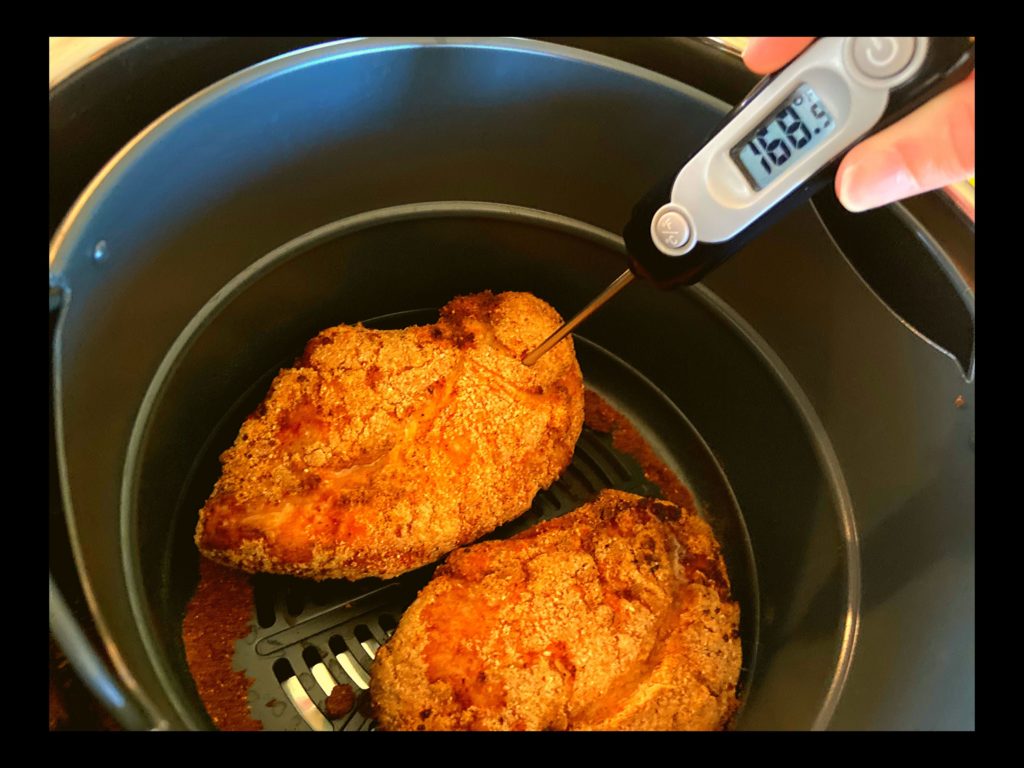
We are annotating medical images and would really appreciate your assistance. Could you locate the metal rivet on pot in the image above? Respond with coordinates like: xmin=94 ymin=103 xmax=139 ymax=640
xmin=92 ymin=240 xmax=108 ymax=263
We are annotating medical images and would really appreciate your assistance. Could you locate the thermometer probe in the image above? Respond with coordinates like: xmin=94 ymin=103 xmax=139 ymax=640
xmin=523 ymin=36 xmax=975 ymax=366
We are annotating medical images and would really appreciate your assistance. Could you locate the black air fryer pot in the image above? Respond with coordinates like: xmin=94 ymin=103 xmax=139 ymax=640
xmin=49 ymin=37 xmax=974 ymax=731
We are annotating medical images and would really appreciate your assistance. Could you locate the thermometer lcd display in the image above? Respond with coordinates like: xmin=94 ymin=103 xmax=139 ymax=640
xmin=731 ymin=83 xmax=836 ymax=191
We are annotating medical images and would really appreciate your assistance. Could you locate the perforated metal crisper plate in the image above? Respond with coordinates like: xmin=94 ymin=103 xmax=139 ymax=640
xmin=235 ymin=426 xmax=662 ymax=731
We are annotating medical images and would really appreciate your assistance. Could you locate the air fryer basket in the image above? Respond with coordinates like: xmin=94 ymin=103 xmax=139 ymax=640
xmin=49 ymin=38 xmax=974 ymax=730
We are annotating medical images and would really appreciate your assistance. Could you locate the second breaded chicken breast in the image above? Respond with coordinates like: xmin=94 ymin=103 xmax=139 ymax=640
xmin=195 ymin=291 xmax=584 ymax=580
xmin=371 ymin=490 xmax=742 ymax=730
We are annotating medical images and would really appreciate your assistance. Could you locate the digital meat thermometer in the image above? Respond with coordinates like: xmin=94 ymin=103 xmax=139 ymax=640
xmin=523 ymin=36 xmax=975 ymax=365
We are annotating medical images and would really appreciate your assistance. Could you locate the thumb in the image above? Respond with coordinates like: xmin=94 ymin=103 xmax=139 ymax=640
xmin=836 ymin=71 xmax=975 ymax=212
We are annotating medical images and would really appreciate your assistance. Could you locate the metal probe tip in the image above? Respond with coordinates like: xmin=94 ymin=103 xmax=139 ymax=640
xmin=523 ymin=270 xmax=635 ymax=366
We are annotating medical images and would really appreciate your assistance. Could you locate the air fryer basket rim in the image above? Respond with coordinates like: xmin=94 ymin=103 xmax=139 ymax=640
xmin=122 ymin=202 xmax=858 ymax=731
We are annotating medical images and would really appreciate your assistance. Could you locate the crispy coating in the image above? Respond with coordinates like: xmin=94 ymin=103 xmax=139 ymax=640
xmin=371 ymin=490 xmax=742 ymax=731
xmin=195 ymin=292 xmax=584 ymax=580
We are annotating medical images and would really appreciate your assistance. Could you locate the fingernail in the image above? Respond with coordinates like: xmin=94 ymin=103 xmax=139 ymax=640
xmin=838 ymin=150 xmax=920 ymax=213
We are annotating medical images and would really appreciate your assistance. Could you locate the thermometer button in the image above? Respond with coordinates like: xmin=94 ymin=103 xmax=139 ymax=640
xmin=651 ymin=204 xmax=696 ymax=257
xmin=851 ymin=37 xmax=916 ymax=80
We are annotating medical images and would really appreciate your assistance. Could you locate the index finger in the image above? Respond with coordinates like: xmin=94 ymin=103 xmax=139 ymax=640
xmin=742 ymin=37 xmax=816 ymax=74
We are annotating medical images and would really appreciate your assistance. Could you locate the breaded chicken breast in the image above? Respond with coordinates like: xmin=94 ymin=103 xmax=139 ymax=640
xmin=195 ymin=292 xmax=584 ymax=581
xmin=371 ymin=490 xmax=741 ymax=731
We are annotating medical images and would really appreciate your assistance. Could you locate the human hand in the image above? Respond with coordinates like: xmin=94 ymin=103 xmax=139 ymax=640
xmin=742 ymin=37 xmax=975 ymax=212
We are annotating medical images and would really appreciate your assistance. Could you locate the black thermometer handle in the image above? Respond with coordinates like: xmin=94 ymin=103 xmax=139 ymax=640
xmin=623 ymin=37 xmax=975 ymax=288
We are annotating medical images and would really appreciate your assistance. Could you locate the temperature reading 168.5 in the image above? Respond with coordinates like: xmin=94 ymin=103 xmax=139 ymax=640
xmin=731 ymin=84 xmax=836 ymax=191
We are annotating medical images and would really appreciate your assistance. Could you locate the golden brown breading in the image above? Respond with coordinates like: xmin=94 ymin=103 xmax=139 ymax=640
xmin=371 ymin=489 xmax=742 ymax=731
xmin=195 ymin=292 xmax=584 ymax=580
